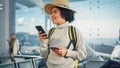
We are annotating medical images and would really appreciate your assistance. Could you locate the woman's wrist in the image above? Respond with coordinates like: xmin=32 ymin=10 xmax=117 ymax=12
xmin=64 ymin=49 xmax=68 ymax=57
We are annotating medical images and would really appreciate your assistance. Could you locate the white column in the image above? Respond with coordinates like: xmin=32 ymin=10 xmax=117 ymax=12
xmin=0 ymin=0 xmax=15 ymax=62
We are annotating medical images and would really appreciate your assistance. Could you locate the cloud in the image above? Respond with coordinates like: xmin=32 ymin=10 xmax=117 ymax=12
xmin=31 ymin=18 xmax=35 ymax=23
xmin=17 ymin=17 xmax=25 ymax=24
xmin=24 ymin=9 xmax=28 ymax=12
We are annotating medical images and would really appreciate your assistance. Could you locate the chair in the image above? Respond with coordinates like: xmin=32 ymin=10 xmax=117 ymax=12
xmin=16 ymin=59 xmax=33 ymax=68
xmin=0 ymin=62 xmax=15 ymax=68
xmin=32 ymin=58 xmax=47 ymax=68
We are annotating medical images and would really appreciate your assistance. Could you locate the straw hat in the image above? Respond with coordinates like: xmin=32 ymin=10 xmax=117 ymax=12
xmin=44 ymin=0 xmax=76 ymax=14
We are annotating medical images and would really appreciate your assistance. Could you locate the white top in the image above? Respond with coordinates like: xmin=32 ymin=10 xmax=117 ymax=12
xmin=111 ymin=45 xmax=120 ymax=62
xmin=11 ymin=39 xmax=19 ymax=56
xmin=40 ymin=22 xmax=87 ymax=68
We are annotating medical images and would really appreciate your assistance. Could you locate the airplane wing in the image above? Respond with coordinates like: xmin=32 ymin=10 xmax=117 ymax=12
xmin=95 ymin=51 xmax=111 ymax=58
xmin=86 ymin=44 xmax=104 ymax=61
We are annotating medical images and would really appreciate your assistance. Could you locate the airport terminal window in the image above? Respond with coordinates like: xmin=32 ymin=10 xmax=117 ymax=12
xmin=15 ymin=0 xmax=120 ymax=57
xmin=71 ymin=0 xmax=120 ymax=60
xmin=15 ymin=3 xmax=45 ymax=55
xmin=15 ymin=2 xmax=53 ymax=55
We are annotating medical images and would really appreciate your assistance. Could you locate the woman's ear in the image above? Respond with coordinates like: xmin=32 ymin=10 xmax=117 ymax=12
xmin=61 ymin=15 xmax=65 ymax=20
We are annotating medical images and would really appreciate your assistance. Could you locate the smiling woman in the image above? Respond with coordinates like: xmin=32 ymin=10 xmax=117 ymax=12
xmin=38 ymin=0 xmax=87 ymax=68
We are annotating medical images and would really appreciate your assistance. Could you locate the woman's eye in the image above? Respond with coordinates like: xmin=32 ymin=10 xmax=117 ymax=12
xmin=54 ymin=11 xmax=57 ymax=14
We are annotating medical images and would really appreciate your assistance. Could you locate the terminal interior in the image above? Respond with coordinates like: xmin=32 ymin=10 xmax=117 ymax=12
xmin=0 ymin=0 xmax=120 ymax=68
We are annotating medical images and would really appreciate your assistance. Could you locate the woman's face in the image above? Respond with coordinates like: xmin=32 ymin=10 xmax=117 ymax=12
xmin=51 ymin=7 xmax=66 ymax=25
xmin=11 ymin=34 xmax=16 ymax=39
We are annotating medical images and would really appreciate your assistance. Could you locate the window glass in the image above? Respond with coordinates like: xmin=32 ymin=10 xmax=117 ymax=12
xmin=15 ymin=0 xmax=120 ymax=57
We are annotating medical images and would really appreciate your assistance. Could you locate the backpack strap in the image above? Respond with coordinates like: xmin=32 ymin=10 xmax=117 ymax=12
xmin=67 ymin=26 xmax=77 ymax=50
xmin=48 ymin=28 xmax=56 ymax=39
xmin=68 ymin=26 xmax=78 ymax=68
xmin=47 ymin=28 xmax=56 ymax=58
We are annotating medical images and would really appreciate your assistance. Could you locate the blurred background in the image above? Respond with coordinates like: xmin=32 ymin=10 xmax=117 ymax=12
xmin=0 ymin=0 xmax=120 ymax=68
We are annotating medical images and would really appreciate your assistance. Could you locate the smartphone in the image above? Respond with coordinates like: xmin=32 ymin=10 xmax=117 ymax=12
xmin=49 ymin=47 xmax=59 ymax=50
xmin=36 ymin=26 xmax=47 ymax=36
xmin=35 ymin=26 xmax=46 ymax=33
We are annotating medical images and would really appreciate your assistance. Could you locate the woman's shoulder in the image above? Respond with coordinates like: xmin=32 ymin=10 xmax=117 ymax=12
xmin=71 ymin=25 xmax=84 ymax=38
xmin=15 ymin=39 xmax=19 ymax=42
xmin=69 ymin=25 xmax=82 ymax=33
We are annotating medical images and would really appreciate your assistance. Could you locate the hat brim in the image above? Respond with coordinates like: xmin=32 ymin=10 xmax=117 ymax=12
xmin=44 ymin=4 xmax=76 ymax=14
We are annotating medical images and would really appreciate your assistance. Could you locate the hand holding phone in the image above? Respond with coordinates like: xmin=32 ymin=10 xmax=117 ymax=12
xmin=36 ymin=26 xmax=48 ymax=41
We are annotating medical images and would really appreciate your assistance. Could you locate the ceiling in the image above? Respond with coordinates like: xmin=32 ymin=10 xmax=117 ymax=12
xmin=16 ymin=0 xmax=87 ymax=9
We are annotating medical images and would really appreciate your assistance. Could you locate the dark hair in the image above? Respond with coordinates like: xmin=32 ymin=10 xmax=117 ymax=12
xmin=57 ymin=6 xmax=75 ymax=23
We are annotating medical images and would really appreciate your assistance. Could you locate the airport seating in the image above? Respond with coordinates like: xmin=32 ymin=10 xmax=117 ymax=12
xmin=32 ymin=58 xmax=47 ymax=68
xmin=0 ymin=62 xmax=15 ymax=68
xmin=0 ymin=57 xmax=106 ymax=68
xmin=0 ymin=57 xmax=48 ymax=68
xmin=16 ymin=59 xmax=34 ymax=68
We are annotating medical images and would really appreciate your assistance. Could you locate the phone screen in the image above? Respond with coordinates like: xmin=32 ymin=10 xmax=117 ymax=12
xmin=35 ymin=26 xmax=46 ymax=33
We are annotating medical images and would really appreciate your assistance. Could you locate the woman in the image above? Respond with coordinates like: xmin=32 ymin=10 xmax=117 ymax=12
xmin=100 ymin=43 xmax=120 ymax=68
xmin=38 ymin=0 xmax=87 ymax=68
xmin=9 ymin=33 xmax=19 ymax=62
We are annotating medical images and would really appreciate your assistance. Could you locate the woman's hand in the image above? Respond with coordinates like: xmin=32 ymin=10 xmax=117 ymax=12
xmin=38 ymin=31 xmax=48 ymax=41
xmin=52 ymin=47 xmax=67 ymax=57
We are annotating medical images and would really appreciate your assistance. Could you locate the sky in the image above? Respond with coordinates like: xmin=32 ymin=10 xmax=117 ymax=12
xmin=15 ymin=0 xmax=120 ymax=38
